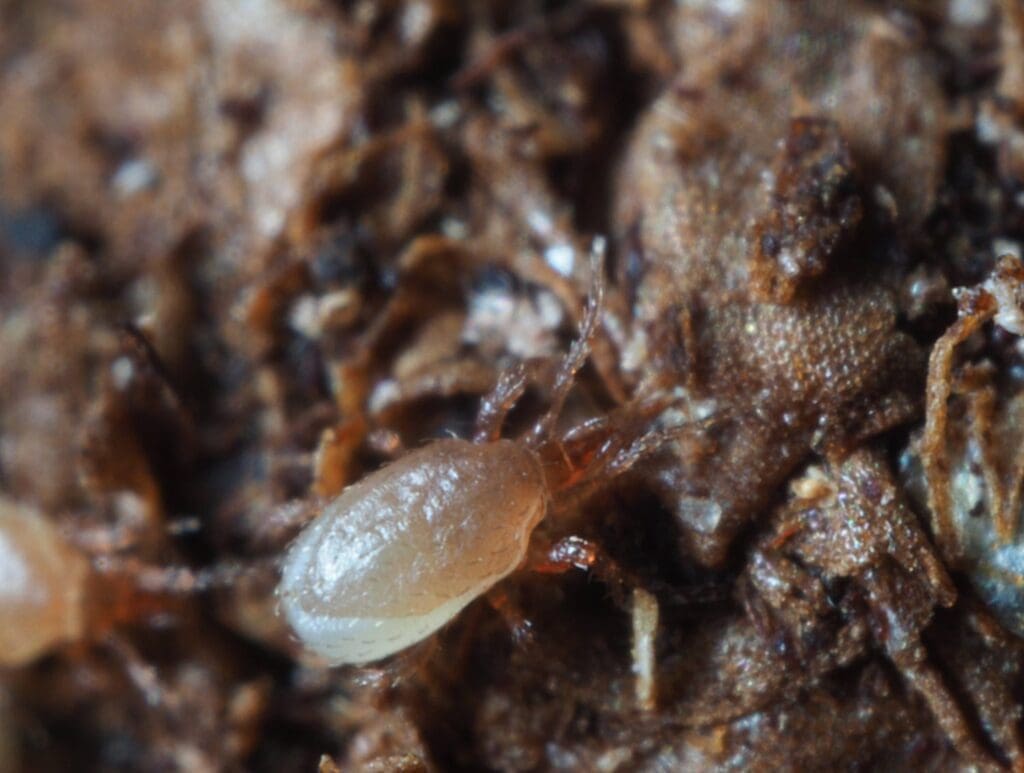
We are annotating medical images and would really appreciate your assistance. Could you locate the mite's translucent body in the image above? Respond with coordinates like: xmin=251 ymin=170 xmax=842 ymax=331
xmin=0 ymin=498 xmax=89 ymax=666
xmin=278 ymin=438 xmax=546 ymax=664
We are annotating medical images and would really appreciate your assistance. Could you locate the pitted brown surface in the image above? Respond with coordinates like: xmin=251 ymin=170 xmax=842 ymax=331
xmin=611 ymin=1 xmax=953 ymax=570
xmin=648 ymin=278 xmax=924 ymax=566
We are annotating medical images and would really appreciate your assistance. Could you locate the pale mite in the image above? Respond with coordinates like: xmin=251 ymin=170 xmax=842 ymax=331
xmin=276 ymin=241 xmax=631 ymax=666
xmin=0 ymin=499 xmax=256 ymax=666
xmin=277 ymin=438 xmax=547 ymax=665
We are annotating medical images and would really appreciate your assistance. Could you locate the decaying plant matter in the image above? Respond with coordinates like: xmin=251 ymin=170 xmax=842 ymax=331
xmin=3 ymin=0 xmax=1024 ymax=770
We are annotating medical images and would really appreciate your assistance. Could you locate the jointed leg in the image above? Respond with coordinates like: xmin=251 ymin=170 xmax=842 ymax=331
xmin=602 ymin=425 xmax=689 ymax=479
xmin=526 ymin=238 xmax=607 ymax=447
xmin=576 ymin=410 xmax=704 ymax=493
xmin=474 ymin=363 xmax=530 ymax=443
xmin=93 ymin=554 xmax=277 ymax=594
xmin=541 ymin=390 xmax=692 ymax=499
xmin=528 ymin=534 xmax=638 ymax=608
xmin=485 ymin=586 xmax=536 ymax=646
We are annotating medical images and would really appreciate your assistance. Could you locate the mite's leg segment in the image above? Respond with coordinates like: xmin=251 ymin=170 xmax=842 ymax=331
xmin=527 ymin=534 xmax=664 ymax=711
xmin=526 ymin=238 xmax=607 ymax=448
xmin=527 ymin=534 xmax=640 ymax=608
xmin=474 ymin=364 xmax=530 ymax=443
xmin=601 ymin=424 xmax=694 ymax=480
xmin=474 ymin=239 xmax=609 ymax=445
xmin=542 ymin=405 xmax=704 ymax=508
xmin=92 ymin=555 xmax=278 ymax=594
xmin=484 ymin=586 xmax=536 ymax=646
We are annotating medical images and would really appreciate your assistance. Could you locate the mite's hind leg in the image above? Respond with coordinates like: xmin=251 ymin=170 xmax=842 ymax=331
xmin=484 ymin=586 xmax=536 ymax=646
xmin=527 ymin=534 xmax=637 ymax=607
xmin=85 ymin=554 xmax=281 ymax=647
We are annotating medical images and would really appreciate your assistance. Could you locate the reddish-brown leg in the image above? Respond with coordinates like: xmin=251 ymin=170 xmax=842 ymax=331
xmin=484 ymin=587 xmax=536 ymax=646
xmin=527 ymin=534 xmax=636 ymax=607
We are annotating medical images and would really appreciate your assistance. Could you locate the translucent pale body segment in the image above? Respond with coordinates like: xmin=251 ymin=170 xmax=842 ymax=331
xmin=284 ymin=584 xmax=486 ymax=665
xmin=0 ymin=498 xmax=89 ymax=666
xmin=278 ymin=439 xmax=546 ymax=664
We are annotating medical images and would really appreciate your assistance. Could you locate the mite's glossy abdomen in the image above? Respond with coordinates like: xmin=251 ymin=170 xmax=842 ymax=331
xmin=278 ymin=438 xmax=546 ymax=664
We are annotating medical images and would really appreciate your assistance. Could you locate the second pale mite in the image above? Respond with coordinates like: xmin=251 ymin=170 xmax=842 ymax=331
xmin=277 ymin=241 xmax=685 ymax=665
